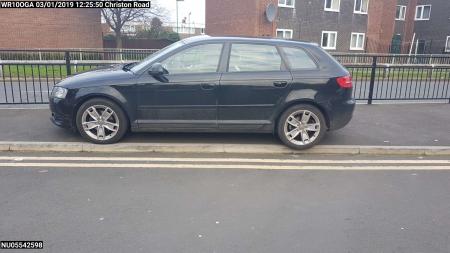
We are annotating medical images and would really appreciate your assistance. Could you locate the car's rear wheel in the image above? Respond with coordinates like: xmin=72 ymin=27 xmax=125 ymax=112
xmin=76 ymin=98 xmax=128 ymax=144
xmin=277 ymin=104 xmax=326 ymax=150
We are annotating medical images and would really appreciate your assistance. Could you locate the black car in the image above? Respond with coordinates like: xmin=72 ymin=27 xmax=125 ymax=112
xmin=50 ymin=35 xmax=355 ymax=149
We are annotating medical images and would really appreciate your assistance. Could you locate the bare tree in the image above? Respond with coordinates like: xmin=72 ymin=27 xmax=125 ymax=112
xmin=101 ymin=0 xmax=166 ymax=48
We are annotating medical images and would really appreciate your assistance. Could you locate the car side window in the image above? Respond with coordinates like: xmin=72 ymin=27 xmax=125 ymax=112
xmin=281 ymin=47 xmax=318 ymax=69
xmin=228 ymin=44 xmax=283 ymax=72
xmin=161 ymin=43 xmax=223 ymax=74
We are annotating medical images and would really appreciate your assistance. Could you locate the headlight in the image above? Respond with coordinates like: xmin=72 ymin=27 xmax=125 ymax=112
xmin=51 ymin=87 xmax=68 ymax=99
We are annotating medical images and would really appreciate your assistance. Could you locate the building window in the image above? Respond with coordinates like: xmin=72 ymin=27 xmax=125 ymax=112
xmin=321 ymin=31 xmax=337 ymax=50
xmin=446 ymin=36 xmax=450 ymax=53
xmin=354 ymin=0 xmax=369 ymax=14
xmin=415 ymin=5 xmax=431 ymax=20
xmin=279 ymin=0 xmax=295 ymax=8
xmin=277 ymin=29 xmax=293 ymax=39
xmin=324 ymin=0 xmax=340 ymax=12
xmin=396 ymin=5 xmax=406 ymax=20
xmin=350 ymin=33 xmax=365 ymax=50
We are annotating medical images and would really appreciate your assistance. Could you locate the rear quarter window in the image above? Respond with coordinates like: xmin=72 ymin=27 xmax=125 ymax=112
xmin=281 ymin=47 xmax=318 ymax=70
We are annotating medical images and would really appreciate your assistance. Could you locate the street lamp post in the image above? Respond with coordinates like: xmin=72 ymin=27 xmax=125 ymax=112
xmin=188 ymin=12 xmax=191 ymax=34
xmin=176 ymin=0 xmax=184 ymax=34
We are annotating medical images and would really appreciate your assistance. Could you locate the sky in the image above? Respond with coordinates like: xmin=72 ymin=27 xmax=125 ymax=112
xmin=154 ymin=0 xmax=205 ymax=27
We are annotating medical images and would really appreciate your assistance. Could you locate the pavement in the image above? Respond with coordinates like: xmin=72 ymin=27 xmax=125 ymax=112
xmin=1 ymin=151 xmax=450 ymax=253
xmin=0 ymin=104 xmax=449 ymax=147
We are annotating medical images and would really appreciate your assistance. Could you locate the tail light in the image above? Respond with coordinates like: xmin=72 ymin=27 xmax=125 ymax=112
xmin=336 ymin=75 xmax=352 ymax=89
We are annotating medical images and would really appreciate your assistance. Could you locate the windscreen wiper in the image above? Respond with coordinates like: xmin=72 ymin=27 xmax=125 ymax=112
xmin=122 ymin=62 xmax=137 ymax=71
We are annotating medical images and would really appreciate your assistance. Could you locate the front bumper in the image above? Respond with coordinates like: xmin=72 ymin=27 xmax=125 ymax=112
xmin=50 ymin=112 xmax=72 ymax=129
xmin=49 ymin=97 xmax=74 ymax=129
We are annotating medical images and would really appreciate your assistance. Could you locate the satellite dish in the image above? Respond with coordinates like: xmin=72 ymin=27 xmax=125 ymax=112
xmin=265 ymin=3 xmax=277 ymax=22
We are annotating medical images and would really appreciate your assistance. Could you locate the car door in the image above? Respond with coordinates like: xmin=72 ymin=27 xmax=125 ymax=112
xmin=136 ymin=43 xmax=224 ymax=130
xmin=218 ymin=43 xmax=292 ymax=131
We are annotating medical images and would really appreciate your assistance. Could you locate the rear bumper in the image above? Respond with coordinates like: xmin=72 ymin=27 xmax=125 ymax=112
xmin=328 ymin=98 xmax=355 ymax=131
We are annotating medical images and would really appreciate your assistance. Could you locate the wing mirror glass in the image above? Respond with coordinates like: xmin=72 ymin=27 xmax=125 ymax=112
xmin=148 ymin=63 xmax=168 ymax=76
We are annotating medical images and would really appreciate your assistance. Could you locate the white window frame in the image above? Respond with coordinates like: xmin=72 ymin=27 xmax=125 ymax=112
xmin=415 ymin=5 xmax=431 ymax=20
xmin=276 ymin=29 xmax=293 ymax=39
xmin=321 ymin=31 xmax=337 ymax=50
xmin=446 ymin=36 xmax=450 ymax=53
xmin=324 ymin=0 xmax=340 ymax=12
xmin=395 ymin=5 xmax=407 ymax=20
xmin=353 ymin=0 xmax=369 ymax=14
xmin=278 ymin=0 xmax=295 ymax=8
xmin=350 ymin=33 xmax=365 ymax=51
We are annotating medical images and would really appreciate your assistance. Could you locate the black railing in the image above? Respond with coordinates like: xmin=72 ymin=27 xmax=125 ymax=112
xmin=344 ymin=56 xmax=450 ymax=104
xmin=0 ymin=51 xmax=449 ymax=105
xmin=333 ymin=53 xmax=450 ymax=65
xmin=0 ymin=62 xmax=114 ymax=104
xmin=0 ymin=48 xmax=157 ymax=61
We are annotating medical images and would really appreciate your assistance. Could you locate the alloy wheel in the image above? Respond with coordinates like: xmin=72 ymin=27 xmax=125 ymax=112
xmin=283 ymin=110 xmax=321 ymax=146
xmin=81 ymin=105 xmax=120 ymax=141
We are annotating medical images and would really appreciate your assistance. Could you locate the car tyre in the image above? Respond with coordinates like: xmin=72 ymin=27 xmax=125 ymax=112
xmin=76 ymin=98 xmax=128 ymax=144
xmin=277 ymin=104 xmax=326 ymax=150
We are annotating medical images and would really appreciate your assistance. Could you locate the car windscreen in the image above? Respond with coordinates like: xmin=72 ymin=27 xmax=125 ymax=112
xmin=131 ymin=40 xmax=185 ymax=73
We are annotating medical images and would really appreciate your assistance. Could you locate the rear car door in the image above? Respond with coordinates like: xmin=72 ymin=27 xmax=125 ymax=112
xmin=218 ymin=43 xmax=292 ymax=131
xmin=136 ymin=43 xmax=224 ymax=130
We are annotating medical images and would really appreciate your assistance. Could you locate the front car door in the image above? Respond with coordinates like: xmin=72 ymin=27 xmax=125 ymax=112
xmin=218 ymin=43 xmax=292 ymax=131
xmin=136 ymin=43 xmax=224 ymax=130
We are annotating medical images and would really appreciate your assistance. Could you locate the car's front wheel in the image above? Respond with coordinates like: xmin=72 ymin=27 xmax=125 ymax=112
xmin=277 ymin=104 xmax=326 ymax=150
xmin=76 ymin=98 xmax=128 ymax=144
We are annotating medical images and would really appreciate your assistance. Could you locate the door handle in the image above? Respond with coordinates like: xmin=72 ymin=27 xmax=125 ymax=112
xmin=201 ymin=83 xmax=215 ymax=90
xmin=273 ymin=81 xmax=288 ymax=88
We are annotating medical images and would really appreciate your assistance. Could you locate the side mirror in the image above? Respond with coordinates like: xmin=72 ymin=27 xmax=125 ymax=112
xmin=148 ymin=63 xmax=168 ymax=76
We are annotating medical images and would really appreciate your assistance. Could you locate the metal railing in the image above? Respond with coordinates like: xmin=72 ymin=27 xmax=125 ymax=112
xmin=0 ymin=48 xmax=157 ymax=62
xmin=2 ymin=49 xmax=449 ymax=64
xmin=347 ymin=58 xmax=450 ymax=104
xmin=0 ymin=51 xmax=449 ymax=105
xmin=333 ymin=53 xmax=450 ymax=65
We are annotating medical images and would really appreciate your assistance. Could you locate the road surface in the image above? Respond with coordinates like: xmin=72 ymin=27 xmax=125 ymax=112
xmin=1 ymin=151 xmax=450 ymax=253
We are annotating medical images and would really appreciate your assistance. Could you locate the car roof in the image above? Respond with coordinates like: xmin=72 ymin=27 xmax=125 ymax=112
xmin=182 ymin=35 xmax=319 ymax=48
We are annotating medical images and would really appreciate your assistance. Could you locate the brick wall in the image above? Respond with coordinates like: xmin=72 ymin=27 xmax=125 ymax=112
xmin=366 ymin=0 xmax=397 ymax=53
xmin=398 ymin=0 xmax=418 ymax=53
xmin=205 ymin=0 xmax=275 ymax=37
xmin=257 ymin=0 xmax=277 ymax=37
xmin=0 ymin=9 xmax=102 ymax=49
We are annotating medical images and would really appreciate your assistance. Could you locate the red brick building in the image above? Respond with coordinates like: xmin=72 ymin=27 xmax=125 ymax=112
xmin=206 ymin=0 xmax=448 ymax=53
xmin=0 ymin=9 xmax=102 ymax=49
